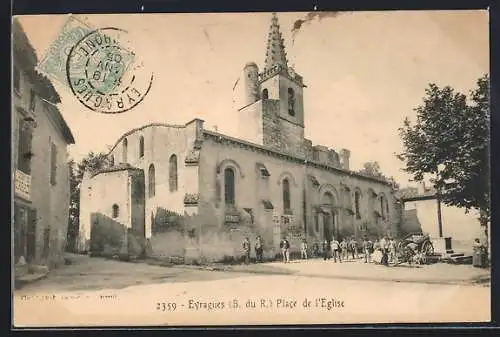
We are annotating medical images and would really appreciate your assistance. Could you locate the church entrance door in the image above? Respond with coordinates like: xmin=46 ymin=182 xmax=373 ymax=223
xmin=323 ymin=212 xmax=333 ymax=242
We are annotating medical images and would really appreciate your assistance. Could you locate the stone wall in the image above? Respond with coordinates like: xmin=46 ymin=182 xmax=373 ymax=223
xmin=262 ymin=99 xmax=305 ymax=157
xmin=196 ymin=133 xmax=399 ymax=261
xmin=130 ymin=170 xmax=145 ymax=237
xmin=79 ymin=169 xmax=132 ymax=246
xmin=262 ymin=100 xmax=282 ymax=151
xmin=106 ymin=120 xmax=203 ymax=238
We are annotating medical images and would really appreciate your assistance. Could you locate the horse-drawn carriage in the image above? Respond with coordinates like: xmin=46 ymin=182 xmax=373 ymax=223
xmin=395 ymin=232 xmax=434 ymax=265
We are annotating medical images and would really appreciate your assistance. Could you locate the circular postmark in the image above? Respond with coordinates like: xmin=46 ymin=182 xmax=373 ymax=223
xmin=66 ymin=27 xmax=153 ymax=114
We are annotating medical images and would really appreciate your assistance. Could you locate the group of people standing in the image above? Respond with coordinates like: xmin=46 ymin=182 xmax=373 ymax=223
xmin=319 ymin=236 xmax=398 ymax=266
xmin=241 ymin=236 xmax=305 ymax=264
xmin=242 ymin=236 xmax=264 ymax=264
xmin=242 ymin=235 xmax=398 ymax=266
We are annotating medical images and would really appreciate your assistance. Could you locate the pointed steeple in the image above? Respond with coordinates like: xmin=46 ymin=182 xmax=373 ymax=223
xmin=264 ymin=12 xmax=288 ymax=73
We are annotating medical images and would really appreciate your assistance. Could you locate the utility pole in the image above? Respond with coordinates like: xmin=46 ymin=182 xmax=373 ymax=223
xmin=436 ymin=194 xmax=443 ymax=238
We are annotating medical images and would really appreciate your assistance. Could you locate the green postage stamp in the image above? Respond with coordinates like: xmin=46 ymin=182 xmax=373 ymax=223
xmin=37 ymin=15 xmax=152 ymax=114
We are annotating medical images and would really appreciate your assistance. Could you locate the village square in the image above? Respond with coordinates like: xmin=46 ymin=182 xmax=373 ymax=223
xmin=12 ymin=11 xmax=490 ymax=326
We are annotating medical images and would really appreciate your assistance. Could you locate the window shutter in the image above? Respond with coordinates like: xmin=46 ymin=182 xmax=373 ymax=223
xmin=17 ymin=118 xmax=33 ymax=174
xmin=50 ymin=143 xmax=57 ymax=185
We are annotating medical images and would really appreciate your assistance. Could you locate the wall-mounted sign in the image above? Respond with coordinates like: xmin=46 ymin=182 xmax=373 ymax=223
xmin=225 ymin=215 xmax=240 ymax=223
xmin=15 ymin=169 xmax=31 ymax=200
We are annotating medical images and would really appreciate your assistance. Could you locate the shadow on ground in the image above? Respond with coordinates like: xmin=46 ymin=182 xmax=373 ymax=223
xmin=17 ymin=254 xmax=294 ymax=292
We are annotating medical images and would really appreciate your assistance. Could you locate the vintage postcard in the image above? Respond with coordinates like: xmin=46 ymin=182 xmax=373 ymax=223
xmin=11 ymin=10 xmax=491 ymax=327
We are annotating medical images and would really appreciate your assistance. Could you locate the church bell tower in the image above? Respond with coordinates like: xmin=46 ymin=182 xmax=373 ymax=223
xmin=260 ymin=13 xmax=306 ymax=127
xmin=237 ymin=13 xmax=307 ymax=157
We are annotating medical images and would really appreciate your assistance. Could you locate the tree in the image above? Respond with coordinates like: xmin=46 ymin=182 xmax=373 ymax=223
xmin=359 ymin=161 xmax=383 ymax=178
xmin=397 ymin=75 xmax=490 ymax=238
xmin=66 ymin=152 xmax=109 ymax=252
xmin=358 ymin=161 xmax=400 ymax=190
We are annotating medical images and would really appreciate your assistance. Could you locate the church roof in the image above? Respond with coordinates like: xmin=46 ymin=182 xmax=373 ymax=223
xmin=92 ymin=163 xmax=142 ymax=177
xmin=203 ymin=130 xmax=393 ymax=187
xmin=107 ymin=122 xmax=187 ymax=155
xmin=264 ymin=12 xmax=288 ymax=73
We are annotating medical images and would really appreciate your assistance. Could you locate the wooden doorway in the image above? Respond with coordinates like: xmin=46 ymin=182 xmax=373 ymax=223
xmin=27 ymin=208 xmax=37 ymax=262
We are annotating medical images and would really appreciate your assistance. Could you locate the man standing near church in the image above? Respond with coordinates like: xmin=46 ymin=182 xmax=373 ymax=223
xmin=300 ymin=238 xmax=308 ymax=260
xmin=322 ymin=239 xmax=331 ymax=261
xmin=363 ymin=237 xmax=373 ymax=263
xmin=242 ymin=237 xmax=251 ymax=264
xmin=255 ymin=235 xmax=264 ymax=263
xmin=280 ymin=237 xmax=290 ymax=263
xmin=330 ymin=237 xmax=341 ymax=263
xmin=349 ymin=237 xmax=359 ymax=260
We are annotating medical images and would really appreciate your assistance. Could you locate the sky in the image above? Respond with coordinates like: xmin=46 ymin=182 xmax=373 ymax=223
xmin=16 ymin=10 xmax=489 ymax=189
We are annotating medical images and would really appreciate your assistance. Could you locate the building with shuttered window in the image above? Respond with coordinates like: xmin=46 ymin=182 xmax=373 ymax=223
xmin=12 ymin=19 xmax=75 ymax=267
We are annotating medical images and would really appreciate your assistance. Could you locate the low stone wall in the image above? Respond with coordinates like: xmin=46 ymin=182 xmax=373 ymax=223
xmin=149 ymin=231 xmax=186 ymax=259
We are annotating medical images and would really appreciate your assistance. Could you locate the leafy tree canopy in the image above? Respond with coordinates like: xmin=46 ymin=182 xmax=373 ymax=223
xmin=397 ymin=74 xmax=490 ymax=225
xmin=358 ymin=161 xmax=400 ymax=190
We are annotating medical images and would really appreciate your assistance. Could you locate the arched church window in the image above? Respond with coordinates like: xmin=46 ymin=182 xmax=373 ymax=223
xmin=262 ymin=88 xmax=269 ymax=100
xmin=355 ymin=190 xmax=361 ymax=219
xmin=169 ymin=154 xmax=178 ymax=192
xmin=224 ymin=167 xmax=235 ymax=205
xmin=283 ymin=178 xmax=291 ymax=211
xmin=122 ymin=138 xmax=128 ymax=163
xmin=380 ymin=196 xmax=385 ymax=219
xmin=148 ymin=164 xmax=155 ymax=198
xmin=139 ymin=136 xmax=144 ymax=158
xmin=112 ymin=204 xmax=119 ymax=218
xmin=288 ymin=88 xmax=295 ymax=116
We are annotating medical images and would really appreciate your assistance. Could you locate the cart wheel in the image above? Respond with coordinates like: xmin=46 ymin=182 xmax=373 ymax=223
xmin=422 ymin=241 xmax=434 ymax=256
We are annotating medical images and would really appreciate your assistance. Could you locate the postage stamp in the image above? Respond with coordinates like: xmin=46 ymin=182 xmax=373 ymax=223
xmin=38 ymin=15 xmax=153 ymax=114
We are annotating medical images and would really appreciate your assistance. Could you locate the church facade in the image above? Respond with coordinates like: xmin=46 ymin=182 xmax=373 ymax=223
xmin=79 ymin=14 xmax=399 ymax=261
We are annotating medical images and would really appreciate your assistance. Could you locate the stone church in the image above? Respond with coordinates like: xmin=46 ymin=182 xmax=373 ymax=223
xmin=79 ymin=13 xmax=399 ymax=261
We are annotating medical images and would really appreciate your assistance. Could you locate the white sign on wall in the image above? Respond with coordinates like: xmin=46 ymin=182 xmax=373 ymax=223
xmin=15 ymin=169 xmax=31 ymax=200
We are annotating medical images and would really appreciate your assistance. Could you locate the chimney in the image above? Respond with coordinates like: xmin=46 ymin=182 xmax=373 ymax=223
xmin=340 ymin=149 xmax=350 ymax=170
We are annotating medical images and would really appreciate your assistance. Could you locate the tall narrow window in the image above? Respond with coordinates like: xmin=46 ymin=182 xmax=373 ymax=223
xmin=13 ymin=66 xmax=20 ymax=93
xmin=148 ymin=164 xmax=155 ymax=198
xmin=380 ymin=197 xmax=385 ymax=219
xmin=224 ymin=167 xmax=235 ymax=205
xmin=29 ymin=89 xmax=36 ymax=112
xmin=17 ymin=118 xmax=33 ymax=174
xmin=355 ymin=191 xmax=361 ymax=219
xmin=50 ymin=142 xmax=57 ymax=186
xmin=282 ymin=178 xmax=291 ymax=211
xmin=109 ymin=155 xmax=114 ymax=167
xmin=122 ymin=138 xmax=128 ymax=163
xmin=169 ymin=154 xmax=178 ymax=192
xmin=385 ymin=200 xmax=389 ymax=218
xmin=139 ymin=136 xmax=144 ymax=158
xmin=262 ymin=88 xmax=269 ymax=100
xmin=112 ymin=204 xmax=119 ymax=218
xmin=287 ymin=88 xmax=295 ymax=116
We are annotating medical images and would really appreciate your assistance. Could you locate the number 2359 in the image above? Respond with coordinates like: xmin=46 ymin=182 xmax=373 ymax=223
xmin=156 ymin=302 xmax=177 ymax=311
